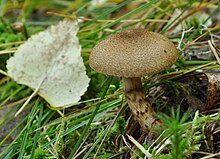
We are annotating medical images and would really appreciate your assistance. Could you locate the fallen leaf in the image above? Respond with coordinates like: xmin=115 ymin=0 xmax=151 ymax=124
xmin=203 ymin=68 xmax=220 ymax=110
xmin=7 ymin=19 xmax=90 ymax=108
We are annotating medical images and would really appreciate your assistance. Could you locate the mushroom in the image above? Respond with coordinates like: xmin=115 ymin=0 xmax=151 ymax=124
xmin=89 ymin=29 xmax=179 ymax=132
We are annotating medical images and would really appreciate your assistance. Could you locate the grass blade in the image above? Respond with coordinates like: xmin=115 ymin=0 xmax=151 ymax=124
xmin=18 ymin=98 xmax=40 ymax=159
xmin=68 ymin=76 xmax=113 ymax=159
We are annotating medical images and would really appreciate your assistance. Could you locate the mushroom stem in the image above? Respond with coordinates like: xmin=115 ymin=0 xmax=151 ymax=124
xmin=122 ymin=77 xmax=161 ymax=132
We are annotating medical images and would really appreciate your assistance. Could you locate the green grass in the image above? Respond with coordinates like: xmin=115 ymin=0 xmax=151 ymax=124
xmin=0 ymin=0 xmax=220 ymax=158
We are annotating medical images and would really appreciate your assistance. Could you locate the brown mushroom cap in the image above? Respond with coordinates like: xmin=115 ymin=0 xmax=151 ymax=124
xmin=89 ymin=29 xmax=179 ymax=78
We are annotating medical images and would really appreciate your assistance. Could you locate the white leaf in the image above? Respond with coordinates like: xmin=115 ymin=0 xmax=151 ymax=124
xmin=7 ymin=19 xmax=90 ymax=108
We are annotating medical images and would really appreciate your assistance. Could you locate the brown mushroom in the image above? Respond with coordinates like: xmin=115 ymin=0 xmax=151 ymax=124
xmin=89 ymin=29 xmax=179 ymax=132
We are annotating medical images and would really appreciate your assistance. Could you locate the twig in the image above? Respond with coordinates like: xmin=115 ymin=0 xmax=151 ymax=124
xmin=155 ymin=138 xmax=171 ymax=156
xmin=208 ymin=40 xmax=220 ymax=64
xmin=170 ymin=61 xmax=217 ymax=79
xmin=122 ymin=135 xmax=142 ymax=158
xmin=0 ymin=96 xmax=30 ymax=110
xmin=14 ymin=77 xmax=45 ymax=117
xmin=0 ymin=69 xmax=9 ymax=76
xmin=73 ymin=144 xmax=93 ymax=159
xmin=78 ymin=17 xmax=167 ymax=23
xmin=14 ymin=86 xmax=39 ymax=117
xmin=107 ymin=152 xmax=126 ymax=159
xmin=93 ymin=102 xmax=125 ymax=158
xmin=168 ymin=7 xmax=206 ymax=32
xmin=47 ymin=11 xmax=167 ymax=23
xmin=0 ymin=49 xmax=17 ymax=55
xmin=200 ymin=152 xmax=220 ymax=159
xmin=72 ymin=131 xmax=93 ymax=158
xmin=47 ymin=11 xmax=77 ymax=20
xmin=127 ymin=134 xmax=152 ymax=159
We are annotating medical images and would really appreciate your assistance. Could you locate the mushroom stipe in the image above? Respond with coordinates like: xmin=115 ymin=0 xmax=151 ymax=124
xmin=89 ymin=29 xmax=179 ymax=134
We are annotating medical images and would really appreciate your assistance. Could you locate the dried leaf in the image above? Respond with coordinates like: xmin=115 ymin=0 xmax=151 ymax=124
xmin=203 ymin=68 xmax=220 ymax=110
xmin=7 ymin=19 xmax=90 ymax=108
